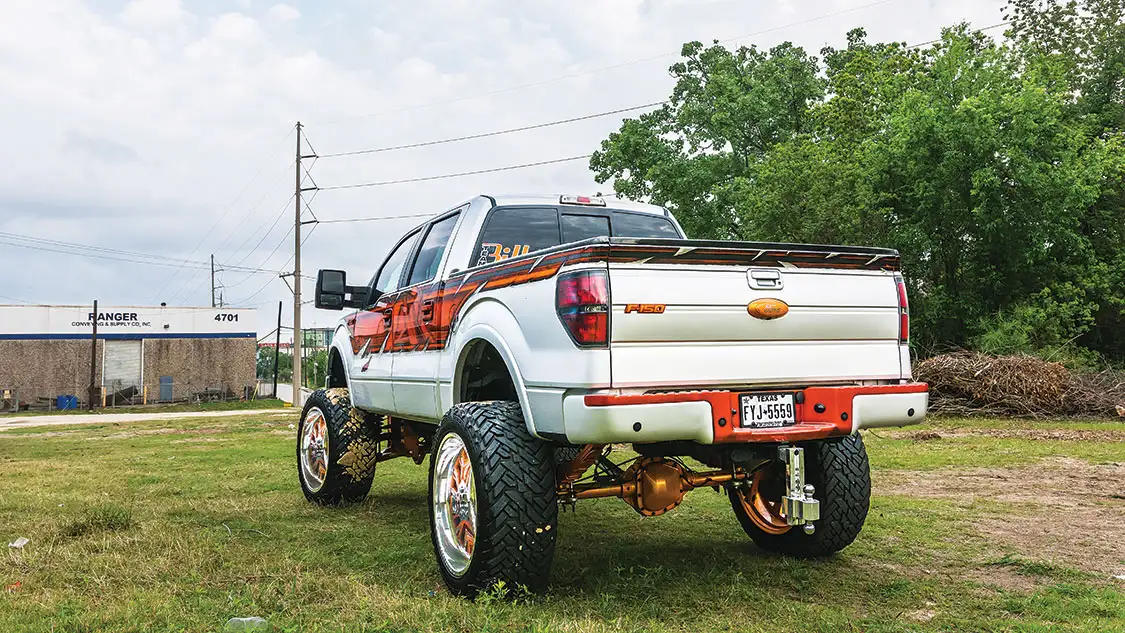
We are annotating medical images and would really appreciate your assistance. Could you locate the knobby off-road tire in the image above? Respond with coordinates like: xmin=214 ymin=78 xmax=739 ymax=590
xmin=428 ymin=401 xmax=558 ymax=597
xmin=730 ymin=434 xmax=871 ymax=556
xmin=297 ymin=388 xmax=381 ymax=506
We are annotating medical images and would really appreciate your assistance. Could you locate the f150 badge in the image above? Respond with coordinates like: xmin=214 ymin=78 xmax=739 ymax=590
xmin=624 ymin=304 xmax=666 ymax=314
xmin=747 ymin=298 xmax=789 ymax=320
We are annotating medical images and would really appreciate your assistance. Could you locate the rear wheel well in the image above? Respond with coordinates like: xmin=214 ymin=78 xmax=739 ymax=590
xmin=458 ymin=340 xmax=518 ymax=403
xmin=327 ymin=349 xmax=347 ymax=389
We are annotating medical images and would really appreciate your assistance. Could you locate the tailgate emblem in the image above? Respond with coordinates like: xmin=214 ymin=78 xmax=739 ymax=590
xmin=747 ymin=298 xmax=789 ymax=320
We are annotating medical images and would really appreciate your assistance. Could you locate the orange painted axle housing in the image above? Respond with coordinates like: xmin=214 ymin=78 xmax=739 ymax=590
xmin=583 ymin=382 xmax=929 ymax=443
xmin=563 ymin=457 xmax=748 ymax=516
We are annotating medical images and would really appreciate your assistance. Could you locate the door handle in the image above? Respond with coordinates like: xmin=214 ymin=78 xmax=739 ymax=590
xmin=381 ymin=308 xmax=393 ymax=326
xmin=421 ymin=300 xmax=435 ymax=323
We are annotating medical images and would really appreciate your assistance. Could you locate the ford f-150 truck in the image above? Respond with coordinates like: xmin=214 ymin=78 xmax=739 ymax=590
xmin=297 ymin=193 xmax=928 ymax=597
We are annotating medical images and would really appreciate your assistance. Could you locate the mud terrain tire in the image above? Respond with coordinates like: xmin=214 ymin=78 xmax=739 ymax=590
xmin=428 ymin=401 xmax=557 ymax=597
xmin=730 ymin=434 xmax=871 ymax=556
xmin=297 ymin=388 xmax=380 ymax=505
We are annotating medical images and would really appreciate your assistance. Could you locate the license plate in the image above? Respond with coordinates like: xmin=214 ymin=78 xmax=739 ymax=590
xmin=739 ymin=392 xmax=797 ymax=428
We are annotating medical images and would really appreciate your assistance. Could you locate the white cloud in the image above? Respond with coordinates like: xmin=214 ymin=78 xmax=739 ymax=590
xmin=120 ymin=0 xmax=193 ymax=28
xmin=268 ymin=4 xmax=301 ymax=22
xmin=0 ymin=0 xmax=1009 ymax=332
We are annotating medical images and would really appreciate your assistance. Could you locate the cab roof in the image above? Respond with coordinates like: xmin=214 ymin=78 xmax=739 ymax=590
xmin=484 ymin=194 xmax=668 ymax=216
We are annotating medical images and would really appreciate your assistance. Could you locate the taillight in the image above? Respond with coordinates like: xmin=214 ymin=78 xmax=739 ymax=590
xmin=895 ymin=274 xmax=909 ymax=343
xmin=556 ymin=270 xmax=609 ymax=347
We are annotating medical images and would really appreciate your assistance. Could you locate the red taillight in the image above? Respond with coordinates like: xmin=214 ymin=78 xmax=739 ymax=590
xmin=895 ymin=274 xmax=909 ymax=343
xmin=557 ymin=270 xmax=609 ymax=347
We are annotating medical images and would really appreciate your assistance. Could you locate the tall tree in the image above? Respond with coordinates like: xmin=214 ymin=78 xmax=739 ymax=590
xmin=590 ymin=41 xmax=823 ymax=239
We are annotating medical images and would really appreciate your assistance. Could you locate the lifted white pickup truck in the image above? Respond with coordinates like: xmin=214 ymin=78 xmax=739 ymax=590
xmin=297 ymin=193 xmax=928 ymax=596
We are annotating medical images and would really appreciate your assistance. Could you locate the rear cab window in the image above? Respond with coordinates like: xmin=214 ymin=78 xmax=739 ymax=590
xmin=471 ymin=205 xmax=682 ymax=268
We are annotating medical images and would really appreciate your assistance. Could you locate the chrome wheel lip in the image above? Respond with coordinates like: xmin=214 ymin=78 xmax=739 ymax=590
xmin=300 ymin=407 xmax=330 ymax=493
xmin=433 ymin=432 xmax=476 ymax=577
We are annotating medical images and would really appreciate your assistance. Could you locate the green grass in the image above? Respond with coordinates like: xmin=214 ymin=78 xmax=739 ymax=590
xmin=0 ymin=415 xmax=1122 ymax=632
xmin=2 ymin=398 xmax=287 ymax=417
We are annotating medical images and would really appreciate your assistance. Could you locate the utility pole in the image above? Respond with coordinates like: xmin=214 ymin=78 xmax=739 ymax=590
xmin=210 ymin=254 xmax=216 ymax=308
xmin=88 ymin=299 xmax=98 ymax=410
xmin=292 ymin=121 xmax=303 ymax=404
xmin=273 ymin=300 xmax=282 ymax=399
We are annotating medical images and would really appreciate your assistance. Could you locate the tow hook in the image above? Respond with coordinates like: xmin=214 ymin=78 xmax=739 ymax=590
xmin=779 ymin=445 xmax=820 ymax=534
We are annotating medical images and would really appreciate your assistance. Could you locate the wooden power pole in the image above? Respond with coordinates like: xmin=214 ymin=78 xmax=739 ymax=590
xmin=292 ymin=122 xmax=303 ymax=405
xmin=210 ymin=254 xmax=216 ymax=308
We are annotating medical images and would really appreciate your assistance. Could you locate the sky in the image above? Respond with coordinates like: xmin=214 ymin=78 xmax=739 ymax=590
xmin=0 ymin=0 xmax=1009 ymax=338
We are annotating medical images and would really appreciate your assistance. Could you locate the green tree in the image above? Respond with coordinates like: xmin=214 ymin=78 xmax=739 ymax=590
xmin=590 ymin=40 xmax=823 ymax=239
xmin=591 ymin=3 xmax=1125 ymax=364
xmin=256 ymin=346 xmax=292 ymax=382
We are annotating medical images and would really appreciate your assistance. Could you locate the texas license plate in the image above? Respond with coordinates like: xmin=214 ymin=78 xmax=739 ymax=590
xmin=739 ymin=392 xmax=797 ymax=428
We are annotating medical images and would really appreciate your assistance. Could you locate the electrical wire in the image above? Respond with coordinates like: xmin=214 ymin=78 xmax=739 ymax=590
xmin=314 ymin=211 xmax=439 ymax=225
xmin=235 ymin=223 xmax=318 ymax=306
xmin=907 ymin=21 xmax=1010 ymax=48
xmin=315 ymin=0 xmax=901 ymax=126
xmin=0 ymin=235 xmax=286 ymax=275
xmin=152 ymin=125 xmax=296 ymax=301
xmin=0 ymin=231 xmax=218 ymax=267
xmin=318 ymin=155 xmax=590 ymax=191
xmin=319 ymin=102 xmax=664 ymax=158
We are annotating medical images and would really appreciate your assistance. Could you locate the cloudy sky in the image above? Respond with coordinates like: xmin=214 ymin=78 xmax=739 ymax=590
xmin=0 ymin=0 xmax=1008 ymax=336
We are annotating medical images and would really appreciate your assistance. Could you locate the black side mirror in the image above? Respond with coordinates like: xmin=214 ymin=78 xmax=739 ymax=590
xmin=315 ymin=270 xmax=346 ymax=310
xmin=315 ymin=270 xmax=367 ymax=310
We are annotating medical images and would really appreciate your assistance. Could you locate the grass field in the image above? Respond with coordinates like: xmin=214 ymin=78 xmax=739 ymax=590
xmin=1 ymin=413 xmax=1122 ymax=632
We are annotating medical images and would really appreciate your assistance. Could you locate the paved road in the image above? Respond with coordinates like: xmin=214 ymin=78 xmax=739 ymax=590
xmin=0 ymin=408 xmax=294 ymax=431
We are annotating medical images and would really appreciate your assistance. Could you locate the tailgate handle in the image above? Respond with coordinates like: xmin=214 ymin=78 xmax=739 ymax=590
xmin=748 ymin=268 xmax=784 ymax=290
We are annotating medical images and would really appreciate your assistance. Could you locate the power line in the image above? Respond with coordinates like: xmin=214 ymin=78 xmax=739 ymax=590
xmin=319 ymin=102 xmax=665 ymax=158
xmin=222 ymin=224 xmax=295 ymax=289
xmin=0 ymin=234 xmax=287 ymax=275
xmin=164 ymin=160 xmax=297 ymax=304
xmin=318 ymin=155 xmax=591 ymax=191
xmin=907 ymin=21 xmax=1010 ymax=49
xmin=235 ymin=223 xmax=318 ymax=306
xmin=0 ymin=231 xmax=216 ymax=267
xmin=315 ymin=0 xmax=900 ymax=126
xmin=0 ymin=292 xmax=30 ymax=304
xmin=315 ymin=211 xmax=439 ymax=225
xmin=152 ymin=125 xmax=296 ymax=301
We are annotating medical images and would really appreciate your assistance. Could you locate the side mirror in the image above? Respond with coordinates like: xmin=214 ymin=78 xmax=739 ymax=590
xmin=315 ymin=270 xmax=366 ymax=310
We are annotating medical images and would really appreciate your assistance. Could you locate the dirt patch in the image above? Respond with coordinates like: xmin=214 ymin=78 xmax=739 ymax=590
xmin=878 ymin=458 xmax=1125 ymax=577
xmin=888 ymin=426 xmax=1125 ymax=443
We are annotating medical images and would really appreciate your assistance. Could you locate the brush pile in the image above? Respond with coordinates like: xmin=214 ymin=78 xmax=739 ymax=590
xmin=914 ymin=352 xmax=1125 ymax=418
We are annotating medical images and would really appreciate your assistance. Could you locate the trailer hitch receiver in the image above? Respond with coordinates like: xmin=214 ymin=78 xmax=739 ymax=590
xmin=779 ymin=445 xmax=820 ymax=533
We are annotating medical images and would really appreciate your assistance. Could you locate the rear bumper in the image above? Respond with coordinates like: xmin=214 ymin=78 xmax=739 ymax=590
xmin=562 ymin=383 xmax=928 ymax=444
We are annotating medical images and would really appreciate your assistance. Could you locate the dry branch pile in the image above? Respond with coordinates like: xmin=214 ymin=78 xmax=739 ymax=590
xmin=914 ymin=352 xmax=1125 ymax=418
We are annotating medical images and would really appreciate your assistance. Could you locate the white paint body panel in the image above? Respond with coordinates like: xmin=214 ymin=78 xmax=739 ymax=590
xmin=851 ymin=392 xmax=928 ymax=432
xmin=327 ymin=194 xmax=922 ymax=442
xmin=562 ymin=397 xmax=714 ymax=444
xmin=610 ymin=265 xmax=903 ymax=388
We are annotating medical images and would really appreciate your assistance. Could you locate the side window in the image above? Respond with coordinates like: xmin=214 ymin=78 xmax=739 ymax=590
xmin=371 ymin=230 xmax=421 ymax=301
xmin=405 ymin=213 xmax=460 ymax=287
xmin=472 ymin=207 xmax=560 ymax=267
xmin=611 ymin=212 xmax=681 ymax=238
xmin=561 ymin=214 xmax=610 ymax=242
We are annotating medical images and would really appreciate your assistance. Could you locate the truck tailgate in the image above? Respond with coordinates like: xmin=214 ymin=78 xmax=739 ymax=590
xmin=606 ymin=240 xmax=905 ymax=388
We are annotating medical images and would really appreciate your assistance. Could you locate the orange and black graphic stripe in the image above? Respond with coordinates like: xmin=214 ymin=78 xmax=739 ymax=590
xmin=349 ymin=240 xmax=900 ymax=359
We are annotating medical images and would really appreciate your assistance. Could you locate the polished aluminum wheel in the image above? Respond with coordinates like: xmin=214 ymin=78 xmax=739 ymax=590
xmin=433 ymin=433 xmax=476 ymax=577
xmin=300 ymin=407 xmax=330 ymax=493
